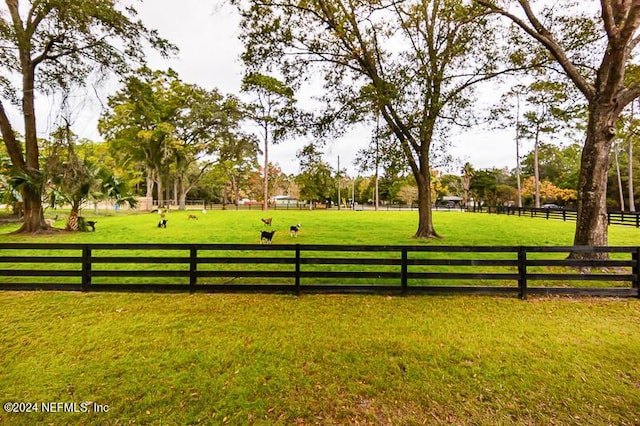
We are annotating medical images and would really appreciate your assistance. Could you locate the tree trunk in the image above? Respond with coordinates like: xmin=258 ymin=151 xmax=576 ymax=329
xmin=66 ymin=208 xmax=80 ymax=231
xmin=413 ymin=166 xmax=438 ymax=239
xmin=615 ymin=148 xmax=625 ymax=210
xmin=534 ymin=134 xmax=540 ymax=208
xmin=156 ymin=168 xmax=164 ymax=208
xmin=145 ymin=172 xmax=155 ymax=199
xmin=262 ymin=135 xmax=269 ymax=211
xmin=232 ymin=175 xmax=239 ymax=207
xmin=629 ymin=135 xmax=636 ymax=211
xmin=177 ymin=174 xmax=186 ymax=210
xmin=571 ymin=107 xmax=616 ymax=259
xmin=13 ymin=188 xmax=47 ymax=233
xmin=4 ymin=52 xmax=48 ymax=233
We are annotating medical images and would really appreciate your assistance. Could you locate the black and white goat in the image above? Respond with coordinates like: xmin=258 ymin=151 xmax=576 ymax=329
xmin=290 ymin=224 xmax=301 ymax=237
xmin=158 ymin=218 xmax=168 ymax=228
xmin=261 ymin=230 xmax=276 ymax=244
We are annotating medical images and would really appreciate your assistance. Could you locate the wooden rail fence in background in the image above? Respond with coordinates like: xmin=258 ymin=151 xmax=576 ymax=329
xmin=471 ymin=205 xmax=640 ymax=228
xmin=0 ymin=243 xmax=638 ymax=299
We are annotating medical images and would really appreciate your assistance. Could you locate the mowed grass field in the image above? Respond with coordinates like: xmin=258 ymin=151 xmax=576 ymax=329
xmin=1 ymin=209 xmax=640 ymax=425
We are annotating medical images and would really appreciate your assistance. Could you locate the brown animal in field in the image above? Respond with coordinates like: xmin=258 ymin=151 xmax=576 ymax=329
xmin=261 ymin=217 xmax=272 ymax=226
xmin=188 ymin=214 xmax=198 ymax=220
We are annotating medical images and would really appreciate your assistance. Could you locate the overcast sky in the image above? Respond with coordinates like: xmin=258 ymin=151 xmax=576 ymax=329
xmin=40 ymin=0 xmax=521 ymax=176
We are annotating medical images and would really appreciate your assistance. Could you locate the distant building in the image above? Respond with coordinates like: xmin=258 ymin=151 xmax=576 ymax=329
xmin=271 ymin=195 xmax=299 ymax=207
xmin=438 ymin=195 xmax=463 ymax=207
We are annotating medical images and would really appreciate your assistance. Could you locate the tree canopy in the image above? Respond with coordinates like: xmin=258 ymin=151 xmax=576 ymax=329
xmin=0 ymin=0 xmax=175 ymax=232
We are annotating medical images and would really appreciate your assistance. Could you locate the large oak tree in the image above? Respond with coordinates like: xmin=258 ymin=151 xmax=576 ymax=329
xmin=477 ymin=0 xmax=640 ymax=255
xmin=234 ymin=0 xmax=506 ymax=238
xmin=0 ymin=0 xmax=174 ymax=232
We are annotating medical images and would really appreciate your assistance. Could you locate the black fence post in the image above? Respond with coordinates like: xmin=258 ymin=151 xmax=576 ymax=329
xmin=189 ymin=247 xmax=198 ymax=293
xmin=401 ymin=247 xmax=408 ymax=295
xmin=518 ymin=247 xmax=527 ymax=300
xmin=295 ymin=245 xmax=301 ymax=295
xmin=633 ymin=247 xmax=640 ymax=298
xmin=81 ymin=246 xmax=91 ymax=292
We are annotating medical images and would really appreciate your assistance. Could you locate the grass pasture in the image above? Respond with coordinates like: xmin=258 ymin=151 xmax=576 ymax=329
xmin=1 ymin=210 xmax=640 ymax=424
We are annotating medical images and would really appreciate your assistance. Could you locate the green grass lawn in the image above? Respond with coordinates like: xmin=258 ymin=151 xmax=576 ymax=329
xmin=1 ymin=210 xmax=640 ymax=424
xmin=1 ymin=207 xmax=639 ymax=245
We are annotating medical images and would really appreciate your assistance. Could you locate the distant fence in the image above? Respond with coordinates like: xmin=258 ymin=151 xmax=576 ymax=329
xmin=0 ymin=243 xmax=637 ymax=299
xmin=471 ymin=206 xmax=640 ymax=228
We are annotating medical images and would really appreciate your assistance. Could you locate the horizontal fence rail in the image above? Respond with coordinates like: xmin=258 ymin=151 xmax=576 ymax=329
xmin=0 ymin=243 xmax=638 ymax=299
xmin=472 ymin=205 xmax=640 ymax=228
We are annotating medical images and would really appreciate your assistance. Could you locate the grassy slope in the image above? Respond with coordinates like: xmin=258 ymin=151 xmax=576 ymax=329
xmin=1 ymin=210 xmax=640 ymax=425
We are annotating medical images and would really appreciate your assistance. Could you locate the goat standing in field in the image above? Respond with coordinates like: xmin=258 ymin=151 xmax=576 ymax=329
xmin=290 ymin=224 xmax=301 ymax=237
xmin=261 ymin=217 xmax=272 ymax=226
xmin=261 ymin=230 xmax=276 ymax=244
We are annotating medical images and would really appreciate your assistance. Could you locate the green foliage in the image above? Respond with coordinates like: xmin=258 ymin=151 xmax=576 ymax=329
xmin=234 ymin=0 xmax=509 ymax=237
xmin=0 ymin=0 xmax=176 ymax=97
xmin=99 ymin=67 xmax=245 ymax=207
xmin=521 ymin=143 xmax=581 ymax=190
xmin=295 ymin=144 xmax=335 ymax=202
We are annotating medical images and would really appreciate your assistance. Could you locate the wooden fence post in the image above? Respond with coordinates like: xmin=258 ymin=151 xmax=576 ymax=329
xmin=295 ymin=245 xmax=301 ymax=296
xmin=518 ymin=247 xmax=527 ymax=300
xmin=189 ymin=247 xmax=197 ymax=293
xmin=633 ymin=248 xmax=640 ymax=298
xmin=401 ymin=247 xmax=408 ymax=295
xmin=82 ymin=246 xmax=91 ymax=292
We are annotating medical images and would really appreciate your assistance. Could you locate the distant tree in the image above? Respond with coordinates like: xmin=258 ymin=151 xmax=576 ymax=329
xmin=46 ymin=126 xmax=135 ymax=230
xmin=0 ymin=1 xmax=174 ymax=233
xmin=295 ymin=144 xmax=334 ymax=205
xmin=100 ymin=68 xmax=237 ymax=209
xmin=397 ymin=185 xmax=419 ymax=207
xmin=521 ymin=176 xmax=577 ymax=206
xmin=241 ymin=73 xmax=299 ymax=211
xmin=461 ymin=163 xmax=474 ymax=207
xmin=521 ymin=143 xmax=581 ymax=191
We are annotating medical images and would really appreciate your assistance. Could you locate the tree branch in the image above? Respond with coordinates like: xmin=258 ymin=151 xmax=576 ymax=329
xmin=475 ymin=0 xmax=595 ymax=100
xmin=0 ymin=99 xmax=25 ymax=169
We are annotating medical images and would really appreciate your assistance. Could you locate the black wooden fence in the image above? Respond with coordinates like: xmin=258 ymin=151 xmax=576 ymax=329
xmin=472 ymin=205 xmax=640 ymax=227
xmin=0 ymin=243 xmax=638 ymax=299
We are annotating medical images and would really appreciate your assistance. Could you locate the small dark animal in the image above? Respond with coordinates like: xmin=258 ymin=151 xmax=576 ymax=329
xmin=188 ymin=214 xmax=198 ymax=220
xmin=85 ymin=221 xmax=97 ymax=232
xmin=290 ymin=224 xmax=301 ymax=237
xmin=158 ymin=219 xmax=167 ymax=228
xmin=261 ymin=217 xmax=272 ymax=226
xmin=260 ymin=230 xmax=276 ymax=244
